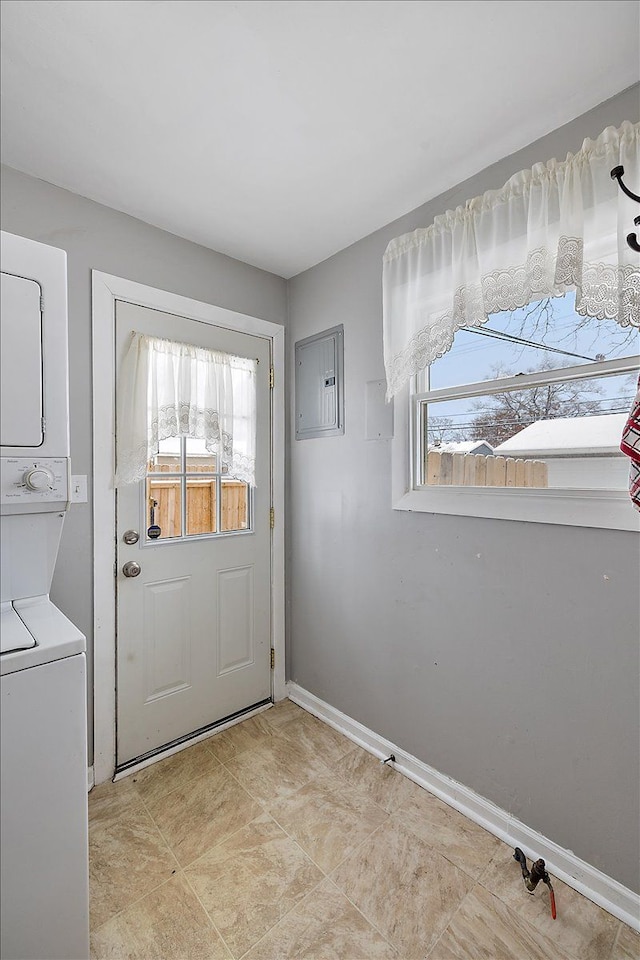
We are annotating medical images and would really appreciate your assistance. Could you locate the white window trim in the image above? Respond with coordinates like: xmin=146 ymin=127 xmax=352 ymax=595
xmin=392 ymin=356 xmax=640 ymax=532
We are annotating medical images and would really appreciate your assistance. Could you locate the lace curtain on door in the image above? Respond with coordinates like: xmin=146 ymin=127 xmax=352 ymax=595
xmin=116 ymin=333 xmax=257 ymax=486
xmin=382 ymin=121 xmax=640 ymax=400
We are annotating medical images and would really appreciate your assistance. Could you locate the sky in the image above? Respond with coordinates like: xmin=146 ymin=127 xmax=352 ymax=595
xmin=425 ymin=293 xmax=639 ymax=443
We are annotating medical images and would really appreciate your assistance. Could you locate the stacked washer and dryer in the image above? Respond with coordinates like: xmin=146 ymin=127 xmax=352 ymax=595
xmin=0 ymin=231 xmax=90 ymax=960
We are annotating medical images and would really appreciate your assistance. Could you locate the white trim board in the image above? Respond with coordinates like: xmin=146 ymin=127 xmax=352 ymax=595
xmin=91 ymin=271 xmax=286 ymax=786
xmin=287 ymin=682 xmax=640 ymax=932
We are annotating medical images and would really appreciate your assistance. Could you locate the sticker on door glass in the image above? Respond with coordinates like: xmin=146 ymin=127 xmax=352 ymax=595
xmin=147 ymin=494 xmax=162 ymax=539
xmin=146 ymin=478 xmax=181 ymax=539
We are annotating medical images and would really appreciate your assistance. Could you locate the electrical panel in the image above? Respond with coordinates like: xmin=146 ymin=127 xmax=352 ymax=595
xmin=295 ymin=325 xmax=344 ymax=440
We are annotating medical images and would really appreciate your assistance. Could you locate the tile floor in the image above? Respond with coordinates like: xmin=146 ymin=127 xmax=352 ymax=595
xmin=89 ymin=700 xmax=639 ymax=959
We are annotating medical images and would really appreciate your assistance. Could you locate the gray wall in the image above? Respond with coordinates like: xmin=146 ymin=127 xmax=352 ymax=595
xmin=2 ymin=86 xmax=638 ymax=893
xmin=0 ymin=167 xmax=288 ymax=764
xmin=287 ymin=85 xmax=640 ymax=893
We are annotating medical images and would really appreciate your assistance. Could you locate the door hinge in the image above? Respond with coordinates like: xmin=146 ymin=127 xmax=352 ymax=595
xmin=269 ymin=507 xmax=275 ymax=529
xmin=39 ymin=295 xmax=45 ymax=312
xmin=270 ymin=648 xmax=275 ymax=670
xmin=41 ymin=416 xmax=46 ymax=435
xmin=269 ymin=366 xmax=275 ymax=389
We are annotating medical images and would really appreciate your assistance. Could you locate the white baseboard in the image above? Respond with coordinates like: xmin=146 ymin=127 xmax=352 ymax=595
xmin=87 ymin=766 xmax=94 ymax=792
xmin=288 ymin=682 xmax=640 ymax=932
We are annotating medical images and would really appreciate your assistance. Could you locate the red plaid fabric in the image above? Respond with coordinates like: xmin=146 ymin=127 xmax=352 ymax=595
xmin=620 ymin=374 xmax=640 ymax=512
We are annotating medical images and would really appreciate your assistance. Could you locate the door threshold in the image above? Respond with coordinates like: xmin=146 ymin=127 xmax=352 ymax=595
xmin=113 ymin=698 xmax=272 ymax=781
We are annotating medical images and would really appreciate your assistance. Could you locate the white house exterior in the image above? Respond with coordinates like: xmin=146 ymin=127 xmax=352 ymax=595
xmin=429 ymin=439 xmax=494 ymax=457
xmin=495 ymin=413 xmax=628 ymax=488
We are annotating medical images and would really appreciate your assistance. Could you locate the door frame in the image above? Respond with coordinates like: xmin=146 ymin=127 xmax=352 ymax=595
xmin=91 ymin=271 xmax=286 ymax=786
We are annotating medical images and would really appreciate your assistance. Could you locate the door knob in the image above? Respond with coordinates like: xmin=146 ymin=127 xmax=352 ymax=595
xmin=122 ymin=561 xmax=141 ymax=578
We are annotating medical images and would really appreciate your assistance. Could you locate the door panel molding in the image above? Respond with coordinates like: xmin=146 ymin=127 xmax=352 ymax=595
xmin=217 ymin=564 xmax=255 ymax=676
xmin=92 ymin=271 xmax=285 ymax=786
xmin=143 ymin=576 xmax=192 ymax=703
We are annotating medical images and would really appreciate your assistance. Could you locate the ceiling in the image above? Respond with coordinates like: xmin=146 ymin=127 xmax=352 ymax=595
xmin=1 ymin=1 xmax=638 ymax=278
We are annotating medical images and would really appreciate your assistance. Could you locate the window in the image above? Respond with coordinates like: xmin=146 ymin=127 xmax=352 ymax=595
xmin=116 ymin=333 xmax=257 ymax=490
xmin=397 ymin=294 xmax=639 ymax=528
xmin=116 ymin=332 xmax=258 ymax=537
xmin=145 ymin=436 xmax=250 ymax=542
xmin=420 ymin=293 xmax=638 ymax=490
xmin=383 ymin=122 xmax=639 ymax=529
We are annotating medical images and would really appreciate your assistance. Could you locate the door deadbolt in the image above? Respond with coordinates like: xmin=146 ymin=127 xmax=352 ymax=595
xmin=122 ymin=561 xmax=142 ymax=578
xmin=123 ymin=529 xmax=139 ymax=545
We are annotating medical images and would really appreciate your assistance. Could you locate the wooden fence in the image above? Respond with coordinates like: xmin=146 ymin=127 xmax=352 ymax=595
xmin=148 ymin=464 xmax=248 ymax=536
xmin=426 ymin=451 xmax=548 ymax=488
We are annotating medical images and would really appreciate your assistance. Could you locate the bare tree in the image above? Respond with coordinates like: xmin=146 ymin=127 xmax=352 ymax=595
xmin=506 ymin=296 xmax=637 ymax=360
xmin=469 ymin=361 xmax=604 ymax=446
xmin=425 ymin=297 xmax=636 ymax=449
xmin=425 ymin=415 xmax=459 ymax=446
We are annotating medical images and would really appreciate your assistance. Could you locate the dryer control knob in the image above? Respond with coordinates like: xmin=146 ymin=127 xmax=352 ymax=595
xmin=23 ymin=467 xmax=54 ymax=491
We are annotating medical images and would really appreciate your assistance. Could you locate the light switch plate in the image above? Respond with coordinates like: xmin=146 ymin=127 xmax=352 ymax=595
xmin=71 ymin=474 xmax=88 ymax=503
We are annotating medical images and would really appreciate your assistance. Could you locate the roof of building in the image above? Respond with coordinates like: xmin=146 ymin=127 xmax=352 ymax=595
xmin=494 ymin=413 xmax=627 ymax=457
xmin=429 ymin=440 xmax=494 ymax=455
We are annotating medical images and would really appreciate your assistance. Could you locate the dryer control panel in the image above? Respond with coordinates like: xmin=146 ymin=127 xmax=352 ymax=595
xmin=1 ymin=458 xmax=69 ymax=505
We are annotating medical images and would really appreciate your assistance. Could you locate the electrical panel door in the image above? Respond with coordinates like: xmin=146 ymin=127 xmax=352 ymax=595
xmin=295 ymin=325 xmax=344 ymax=440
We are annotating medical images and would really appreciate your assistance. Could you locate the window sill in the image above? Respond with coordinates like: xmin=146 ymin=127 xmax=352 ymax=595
xmin=394 ymin=485 xmax=639 ymax=531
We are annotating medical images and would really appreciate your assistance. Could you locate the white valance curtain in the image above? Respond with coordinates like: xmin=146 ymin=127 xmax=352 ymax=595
xmin=116 ymin=333 xmax=257 ymax=486
xmin=383 ymin=121 xmax=640 ymax=399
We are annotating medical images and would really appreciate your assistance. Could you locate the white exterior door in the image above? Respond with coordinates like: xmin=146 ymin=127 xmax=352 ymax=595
xmin=115 ymin=301 xmax=271 ymax=766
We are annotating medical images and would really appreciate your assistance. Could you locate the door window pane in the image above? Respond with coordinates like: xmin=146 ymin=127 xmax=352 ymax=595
xmin=221 ymin=480 xmax=249 ymax=531
xmin=147 ymin=437 xmax=181 ymax=473
xmin=186 ymin=477 xmax=218 ymax=535
xmin=146 ymin=478 xmax=182 ymax=539
xmin=185 ymin=437 xmax=217 ymax=473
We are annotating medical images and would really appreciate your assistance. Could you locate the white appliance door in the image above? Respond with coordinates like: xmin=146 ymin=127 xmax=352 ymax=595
xmin=115 ymin=302 xmax=271 ymax=766
xmin=0 ymin=653 xmax=89 ymax=960
xmin=0 ymin=271 xmax=43 ymax=448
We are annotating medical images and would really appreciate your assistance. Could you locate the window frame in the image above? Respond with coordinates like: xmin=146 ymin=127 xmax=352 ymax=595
xmin=391 ymin=355 xmax=640 ymax=531
xmin=142 ymin=436 xmax=253 ymax=545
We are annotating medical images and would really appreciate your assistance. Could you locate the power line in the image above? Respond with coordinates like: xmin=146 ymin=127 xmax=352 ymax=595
xmin=462 ymin=324 xmax=598 ymax=362
xmin=427 ymin=413 xmax=631 ymax=434
xmin=427 ymin=399 xmax=634 ymax=420
xmin=427 ymin=403 xmax=632 ymax=430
